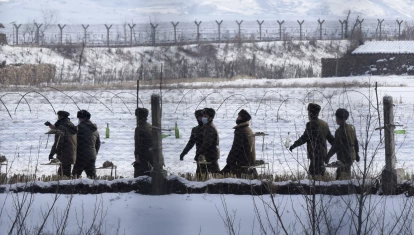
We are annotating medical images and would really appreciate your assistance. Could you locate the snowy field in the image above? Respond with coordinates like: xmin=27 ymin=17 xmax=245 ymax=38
xmin=1 ymin=75 xmax=414 ymax=178
xmin=0 ymin=192 xmax=413 ymax=235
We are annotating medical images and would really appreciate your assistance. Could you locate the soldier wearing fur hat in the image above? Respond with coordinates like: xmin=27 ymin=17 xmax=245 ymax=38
xmin=47 ymin=110 xmax=78 ymax=177
xmin=72 ymin=110 xmax=101 ymax=179
xmin=196 ymin=108 xmax=220 ymax=174
xmin=179 ymin=110 xmax=204 ymax=161
xmin=325 ymin=108 xmax=360 ymax=180
xmin=134 ymin=108 xmax=153 ymax=177
xmin=289 ymin=103 xmax=335 ymax=177
xmin=221 ymin=109 xmax=257 ymax=178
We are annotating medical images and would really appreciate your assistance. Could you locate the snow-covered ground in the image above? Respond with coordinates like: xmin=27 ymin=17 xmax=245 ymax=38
xmin=0 ymin=192 xmax=413 ymax=235
xmin=1 ymin=75 xmax=414 ymax=179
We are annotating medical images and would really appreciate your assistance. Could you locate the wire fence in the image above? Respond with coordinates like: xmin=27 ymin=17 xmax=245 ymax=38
xmin=3 ymin=18 xmax=414 ymax=47
xmin=1 ymin=85 xmax=413 ymax=182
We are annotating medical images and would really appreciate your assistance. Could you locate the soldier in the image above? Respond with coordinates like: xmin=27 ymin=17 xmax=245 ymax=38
xmin=179 ymin=109 xmax=204 ymax=161
xmin=47 ymin=110 xmax=77 ymax=177
xmin=289 ymin=103 xmax=335 ymax=177
xmin=325 ymin=108 xmax=360 ymax=180
xmin=196 ymin=108 xmax=220 ymax=174
xmin=72 ymin=110 xmax=101 ymax=179
xmin=134 ymin=108 xmax=153 ymax=177
xmin=221 ymin=109 xmax=257 ymax=178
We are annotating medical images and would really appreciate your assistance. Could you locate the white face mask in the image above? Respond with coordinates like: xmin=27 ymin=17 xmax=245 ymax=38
xmin=202 ymin=117 xmax=208 ymax=124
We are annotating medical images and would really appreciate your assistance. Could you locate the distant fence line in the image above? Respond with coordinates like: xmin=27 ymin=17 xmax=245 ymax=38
xmin=2 ymin=18 xmax=414 ymax=47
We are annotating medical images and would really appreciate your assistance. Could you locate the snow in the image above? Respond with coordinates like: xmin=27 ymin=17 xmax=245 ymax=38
xmin=0 ymin=192 xmax=412 ymax=234
xmin=353 ymin=41 xmax=414 ymax=54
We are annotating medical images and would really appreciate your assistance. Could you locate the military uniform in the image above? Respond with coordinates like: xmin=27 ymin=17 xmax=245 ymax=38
xmin=326 ymin=109 xmax=359 ymax=180
xmin=196 ymin=108 xmax=220 ymax=174
xmin=221 ymin=121 xmax=257 ymax=178
xmin=180 ymin=110 xmax=204 ymax=161
xmin=134 ymin=108 xmax=153 ymax=177
xmin=290 ymin=104 xmax=334 ymax=177
xmin=49 ymin=113 xmax=77 ymax=177
xmin=72 ymin=111 xmax=101 ymax=179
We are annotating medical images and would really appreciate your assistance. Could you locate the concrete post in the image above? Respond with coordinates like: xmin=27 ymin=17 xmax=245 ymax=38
xmin=297 ymin=20 xmax=304 ymax=40
xmin=14 ymin=24 xmax=22 ymax=45
xmin=318 ymin=19 xmax=325 ymax=40
xmin=195 ymin=21 xmax=202 ymax=43
xmin=378 ymin=19 xmax=384 ymax=40
xmin=216 ymin=20 xmax=223 ymax=43
xmin=58 ymin=24 xmax=66 ymax=44
xmin=277 ymin=20 xmax=284 ymax=40
xmin=171 ymin=22 xmax=179 ymax=43
xmin=396 ymin=20 xmax=403 ymax=39
xmin=105 ymin=24 xmax=112 ymax=47
xmin=82 ymin=24 xmax=89 ymax=44
xmin=128 ymin=24 xmax=136 ymax=46
xmin=236 ymin=20 xmax=243 ymax=40
xmin=257 ymin=20 xmax=264 ymax=40
xmin=34 ymin=23 xmax=42 ymax=44
xmin=151 ymin=94 xmax=166 ymax=195
xmin=150 ymin=23 xmax=158 ymax=45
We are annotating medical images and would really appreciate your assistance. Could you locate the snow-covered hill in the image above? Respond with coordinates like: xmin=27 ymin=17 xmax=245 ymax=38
xmin=1 ymin=0 xmax=414 ymax=25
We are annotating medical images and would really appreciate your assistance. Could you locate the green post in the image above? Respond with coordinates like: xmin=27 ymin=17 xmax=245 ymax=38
xmin=175 ymin=121 xmax=180 ymax=138
xmin=106 ymin=123 xmax=110 ymax=138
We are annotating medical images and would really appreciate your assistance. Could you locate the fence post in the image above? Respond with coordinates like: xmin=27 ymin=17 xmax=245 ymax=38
xmin=58 ymin=24 xmax=66 ymax=44
xmin=82 ymin=24 xmax=89 ymax=45
xmin=195 ymin=21 xmax=202 ymax=43
xmin=104 ymin=24 xmax=112 ymax=47
xmin=377 ymin=19 xmax=384 ymax=40
xmin=171 ymin=22 xmax=179 ymax=44
xmin=277 ymin=20 xmax=284 ymax=40
xmin=297 ymin=20 xmax=304 ymax=40
xmin=339 ymin=20 xmax=345 ymax=39
xmin=257 ymin=20 xmax=264 ymax=40
xmin=128 ymin=23 xmax=136 ymax=46
xmin=14 ymin=24 xmax=22 ymax=45
xmin=34 ymin=23 xmax=42 ymax=44
xmin=318 ymin=19 xmax=325 ymax=40
xmin=150 ymin=23 xmax=158 ymax=45
xmin=151 ymin=94 xmax=166 ymax=195
xmin=396 ymin=20 xmax=403 ymax=39
xmin=236 ymin=20 xmax=243 ymax=40
xmin=381 ymin=96 xmax=398 ymax=195
xmin=216 ymin=20 xmax=223 ymax=43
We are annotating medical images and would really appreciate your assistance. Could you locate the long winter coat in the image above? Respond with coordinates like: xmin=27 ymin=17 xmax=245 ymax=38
xmin=49 ymin=118 xmax=78 ymax=165
xmin=197 ymin=122 xmax=220 ymax=162
xmin=326 ymin=123 xmax=359 ymax=165
xmin=226 ymin=122 xmax=256 ymax=166
xmin=181 ymin=125 xmax=203 ymax=161
xmin=77 ymin=120 xmax=101 ymax=160
xmin=134 ymin=121 xmax=153 ymax=164
xmin=292 ymin=118 xmax=335 ymax=161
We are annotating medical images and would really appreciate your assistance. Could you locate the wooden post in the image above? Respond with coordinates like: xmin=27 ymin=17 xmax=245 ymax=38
xmin=151 ymin=94 xmax=166 ymax=195
xmin=277 ymin=20 xmax=284 ymax=40
xmin=381 ymin=96 xmax=398 ymax=195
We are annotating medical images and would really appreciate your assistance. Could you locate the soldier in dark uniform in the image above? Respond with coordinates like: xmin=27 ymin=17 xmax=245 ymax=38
xmin=196 ymin=108 xmax=220 ymax=174
xmin=180 ymin=110 xmax=204 ymax=161
xmin=221 ymin=109 xmax=257 ymax=178
xmin=325 ymin=108 xmax=360 ymax=180
xmin=47 ymin=110 xmax=77 ymax=177
xmin=289 ymin=103 xmax=335 ymax=177
xmin=134 ymin=108 xmax=153 ymax=177
xmin=72 ymin=110 xmax=101 ymax=179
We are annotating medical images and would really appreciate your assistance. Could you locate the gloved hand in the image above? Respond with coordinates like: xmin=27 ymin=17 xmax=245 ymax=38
xmin=44 ymin=121 xmax=52 ymax=126
xmin=179 ymin=153 xmax=185 ymax=161
xmin=48 ymin=154 xmax=54 ymax=160
xmin=355 ymin=153 xmax=360 ymax=162
xmin=289 ymin=145 xmax=295 ymax=152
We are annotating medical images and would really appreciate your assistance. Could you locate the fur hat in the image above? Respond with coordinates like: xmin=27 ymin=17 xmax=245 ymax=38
xmin=57 ymin=110 xmax=70 ymax=118
xmin=238 ymin=109 xmax=251 ymax=121
xmin=77 ymin=110 xmax=91 ymax=120
xmin=307 ymin=103 xmax=321 ymax=115
xmin=335 ymin=108 xmax=349 ymax=120
xmin=194 ymin=109 xmax=204 ymax=118
xmin=135 ymin=108 xmax=149 ymax=119
xmin=202 ymin=108 xmax=216 ymax=119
